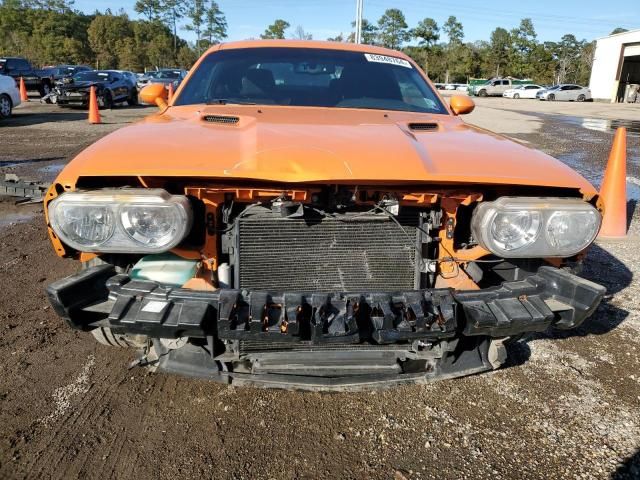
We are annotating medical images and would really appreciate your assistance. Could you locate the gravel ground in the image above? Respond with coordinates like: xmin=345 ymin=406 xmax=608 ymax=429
xmin=0 ymin=101 xmax=638 ymax=480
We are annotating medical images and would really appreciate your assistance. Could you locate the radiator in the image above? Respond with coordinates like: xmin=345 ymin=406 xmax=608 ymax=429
xmin=236 ymin=210 xmax=420 ymax=292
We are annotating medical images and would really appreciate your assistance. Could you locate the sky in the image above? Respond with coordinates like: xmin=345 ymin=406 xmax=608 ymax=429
xmin=73 ymin=0 xmax=639 ymax=44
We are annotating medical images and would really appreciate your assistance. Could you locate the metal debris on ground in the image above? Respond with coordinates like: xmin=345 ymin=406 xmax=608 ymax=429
xmin=0 ymin=174 xmax=49 ymax=203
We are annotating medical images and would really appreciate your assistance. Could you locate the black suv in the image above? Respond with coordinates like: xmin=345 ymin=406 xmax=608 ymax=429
xmin=0 ymin=57 xmax=53 ymax=97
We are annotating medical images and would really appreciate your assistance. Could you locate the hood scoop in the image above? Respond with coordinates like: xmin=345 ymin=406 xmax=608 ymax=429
xmin=408 ymin=122 xmax=439 ymax=132
xmin=201 ymin=114 xmax=240 ymax=125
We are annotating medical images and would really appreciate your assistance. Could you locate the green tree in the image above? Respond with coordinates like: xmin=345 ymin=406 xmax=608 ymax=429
xmin=162 ymin=0 xmax=187 ymax=54
xmin=488 ymin=27 xmax=510 ymax=77
xmin=88 ymin=13 xmax=133 ymax=69
xmin=412 ymin=18 xmax=439 ymax=48
xmin=261 ymin=19 xmax=290 ymax=39
xmin=442 ymin=16 xmax=464 ymax=83
xmin=184 ymin=0 xmax=205 ymax=54
xmin=348 ymin=19 xmax=378 ymax=45
xmin=176 ymin=44 xmax=198 ymax=68
xmin=510 ymin=18 xmax=538 ymax=78
xmin=202 ymin=0 xmax=226 ymax=45
xmin=293 ymin=25 xmax=312 ymax=40
xmin=443 ymin=16 xmax=463 ymax=45
xmin=327 ymin=33 xmax=345 ymax=42
xmin=610 ymin=27 xmax=628 ymax=35
xmin=377 ymin=8 xmax=410 ymax=49
xmin=134 ymin=0 xmax=162 ymax=21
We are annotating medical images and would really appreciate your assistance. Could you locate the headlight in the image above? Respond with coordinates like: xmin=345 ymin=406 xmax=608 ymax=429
xmin=471 ymin=197 xmax=601 ymax=257
xmin=49 ymin=189 xmax=192 ymax=253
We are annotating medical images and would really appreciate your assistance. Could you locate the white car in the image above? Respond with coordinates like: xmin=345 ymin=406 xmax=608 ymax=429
xmin=0 ymin=74 xmax=21 ymax=119
xmin=537 ymin=84 xmax=592 ymax=102
xmin=503 ymin=84 xmax=544 ymax=99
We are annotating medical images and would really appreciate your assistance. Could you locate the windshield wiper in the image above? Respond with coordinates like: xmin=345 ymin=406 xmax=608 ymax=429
xmin=206 ymin=98 xmax=258 ymax=105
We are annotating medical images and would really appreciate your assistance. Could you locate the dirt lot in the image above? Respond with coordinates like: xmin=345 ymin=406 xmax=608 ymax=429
xmin=1 ymin=101 xmax=639 ymax=480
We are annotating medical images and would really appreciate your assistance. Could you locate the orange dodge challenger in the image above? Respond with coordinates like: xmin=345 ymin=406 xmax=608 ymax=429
xmin=45 ymin=41 xmax=605 ymax=389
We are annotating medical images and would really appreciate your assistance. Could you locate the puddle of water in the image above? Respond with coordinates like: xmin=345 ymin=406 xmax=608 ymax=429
xmin=0 ymin=212 xmax=35 ymax=228
xmin=558 ymin=151 xmax=640 ymax=202
xmin=555 ymin=116 xmax=640 ymax=137
xmin=38 ymin=164 xmax=65 ymax=174
xmin=0 ymin=157 xmax=65 ymax=168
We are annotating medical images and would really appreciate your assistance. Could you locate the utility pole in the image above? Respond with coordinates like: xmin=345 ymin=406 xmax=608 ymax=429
xmin=355 ymin=0 xmax=363 ymax=44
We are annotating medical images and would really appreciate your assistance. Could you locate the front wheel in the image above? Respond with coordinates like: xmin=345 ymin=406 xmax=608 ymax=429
xmin=98 ymin=91 xmax=113 ymax=110
xmin=577 ymin=94 xmax=585 ymax=102
xmin=127 ymin=88 xmax=138 ymax=106
xmin=547 ymin=94 xmax=555 ymax=101
xmin=478 ymin=90 xmax=488 ymax=97
xmin=39 ymin=82 xmax=51 ymax=97
xmin=513 ymin=93 xmax=520 ymax=99
xmin=0 ymin=94 xmax=12 ymax=118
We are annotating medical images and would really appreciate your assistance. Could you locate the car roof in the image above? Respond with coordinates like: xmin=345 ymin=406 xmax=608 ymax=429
xmin=207 ymin=39 xmax=413 ymax=61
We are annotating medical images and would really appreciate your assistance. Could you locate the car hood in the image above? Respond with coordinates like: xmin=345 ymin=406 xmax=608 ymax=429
xmin=55 ymin=105 xmax=596 ymax=194
xmin=59 ymin=80 xmax=107 ymax=90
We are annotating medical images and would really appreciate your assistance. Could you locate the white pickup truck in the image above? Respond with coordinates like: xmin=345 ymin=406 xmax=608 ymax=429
xmin=472 ymin=78 xmax=520 ymax=97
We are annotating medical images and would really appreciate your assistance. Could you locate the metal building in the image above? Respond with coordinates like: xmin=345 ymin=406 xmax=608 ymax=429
xmin=589 ymin=29 xmax=640 ymax=103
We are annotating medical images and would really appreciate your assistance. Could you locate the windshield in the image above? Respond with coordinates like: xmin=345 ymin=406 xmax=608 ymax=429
xmin=175 ymin=47 xmax=447 ymax=114
xmin=156 ymin=70 xmax=182 ymax=79
xmin=73 ymin=71 xmax=110 ymax=82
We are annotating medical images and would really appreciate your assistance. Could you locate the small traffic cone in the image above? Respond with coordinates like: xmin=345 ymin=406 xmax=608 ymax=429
xmin=598 ymin=127 xmax=627 ymax=238
xmin=167 ymin=82 xmax=174 ymax=103
xmin=87 ymin=86 xmax=101 ymax=124
xmin=19 ymin=77 xmax=28 ymax=102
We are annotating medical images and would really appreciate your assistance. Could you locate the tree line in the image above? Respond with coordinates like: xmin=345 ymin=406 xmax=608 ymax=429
xmin=0 ymin=0 xmax=227 ymax=71
xmin=263 ymin=11 xmax=628 ymax=86
xmin=1 ymin=1 xmax=627 ymax=84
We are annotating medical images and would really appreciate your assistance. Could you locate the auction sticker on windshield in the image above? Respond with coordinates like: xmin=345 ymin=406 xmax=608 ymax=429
xmin=364 ymin=53 xmax=412 ymax=68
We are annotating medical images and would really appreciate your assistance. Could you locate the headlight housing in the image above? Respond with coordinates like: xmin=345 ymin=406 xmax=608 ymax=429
xmin=471 ymin=197 xmax=601 ymax=258
xmin=48 ymin=189 xmax=192 ymax=253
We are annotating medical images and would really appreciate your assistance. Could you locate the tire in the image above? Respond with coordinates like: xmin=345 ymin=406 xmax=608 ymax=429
xmin=127 ymin=88 xmax=138 ymax=106
xmin=547 ymin=94 xmax=555 ymax=101
xmin=82 ymin=256 xmax=147 ymax=348
xmin=98 ymin=91 xmax=113 ymax=110
xmin=478 ymin=90 xmax=488 ymax=97
xmin=39 ymin=82 xmax=51 ymax=97
xmin=577 ymin=94 xmax=585 ymax=102
xmin=513 ymin=93 xmax=520 ymax=99
xmin=0 ymin=94 xmax=12 ymax=119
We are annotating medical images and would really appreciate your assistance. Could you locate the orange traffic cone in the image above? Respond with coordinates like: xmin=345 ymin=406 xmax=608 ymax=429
xmin=598 ymin=127 xmax=627 ymax=238
xmin=19 ymin=77 xmax=28 ymax=102
xmin=167 ymin=82 xmax=174 ymax=103
xmin=88 ymin=86 xmax=102 ymax=124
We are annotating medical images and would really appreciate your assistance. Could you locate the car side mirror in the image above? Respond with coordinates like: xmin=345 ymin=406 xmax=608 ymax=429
xmin=450 ymin=95 xmax=475 ymax=115
xmin=140 ymin=83 xmax=168 ymax=110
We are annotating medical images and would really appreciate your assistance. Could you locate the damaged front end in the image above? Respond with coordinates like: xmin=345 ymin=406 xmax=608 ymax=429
xmin=45 ymin=182 xmax=606 ymax=390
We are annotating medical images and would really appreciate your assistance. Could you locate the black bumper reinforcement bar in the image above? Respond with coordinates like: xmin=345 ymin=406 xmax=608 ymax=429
xmin=47 ymin=265 xmax=605 ymax=343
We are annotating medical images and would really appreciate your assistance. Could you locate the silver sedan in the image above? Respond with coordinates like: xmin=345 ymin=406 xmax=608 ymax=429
xmin=537 ymin=84 xmax=592 ymax=101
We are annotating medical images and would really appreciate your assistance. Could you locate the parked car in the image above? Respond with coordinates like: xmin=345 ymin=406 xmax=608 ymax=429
xmin=503 ymin=84 xmax=544 ymax=99
xmin=112 ymin=70 xmax=139 ymax=88
xmin=136 ymin=69 xmax=188 ymax=90
xmin=0 ymin=74 xmax=21 ymax=118
xmin=42 ymin=65 xmax=91 ymax=82
xmin=56 ymin=70 xmax=138 ymax=109
xmin=0 ymin=56 xmax=54 ymax=97
xmin=434 ymin=83 xmax=446 ymax=90
xmin=45 ymin=41 xmax=605 ymax=390
xmin=537 ymin=84 xmax=592 ymax=101
xmin=472 ymin=78 xmax=522 ymax=97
